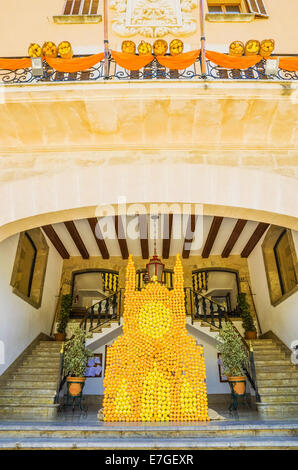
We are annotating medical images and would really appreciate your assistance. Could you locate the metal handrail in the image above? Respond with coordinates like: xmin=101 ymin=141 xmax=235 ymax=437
xmin=80 ymin=289 xmax=124 ymax=333
xmin=185 ymin=287 xmax=260 ymax=401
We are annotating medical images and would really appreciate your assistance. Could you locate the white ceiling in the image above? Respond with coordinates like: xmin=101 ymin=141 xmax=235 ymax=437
xmin=50 ymin=215 xmax=260 ymax=258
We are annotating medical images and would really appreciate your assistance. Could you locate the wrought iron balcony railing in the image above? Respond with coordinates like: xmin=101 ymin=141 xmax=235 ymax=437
xmin=1 ymin=55 xmax=298 ymax=85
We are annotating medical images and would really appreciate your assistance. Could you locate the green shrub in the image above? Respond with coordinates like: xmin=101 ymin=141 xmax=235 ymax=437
xmin=216 ymin=322 xmax=248 ymax=377
xmin=63 ymin=327 xmax=92 ymax=377
xmin=57 ymin=294 xmax=72 ymax=334
xmin=238 ymin=293 xmax=256 ymax=333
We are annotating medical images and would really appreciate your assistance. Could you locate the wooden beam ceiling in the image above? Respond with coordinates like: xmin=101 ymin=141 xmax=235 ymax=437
xmin=182 ymin=215 xmax=197 ymax=259
xmin=162 ymin=213 xmax=173 ymax=259
xmin=202 ymin=216 xmax=223 ymax=258
xmin=64 ymin=221 xmax=89 ymax=259
xmin=114 ymin=215 xmax=129 ymax=259
xmin=241 ymin=222 xmax=269 ymax=258
xmin=42 ymin=225 xmax=70 ymax=259
xmin=221 ymin=219 xmax=247 ymax=258
xmin=139 ymin=214 xmax=149 ymax=259
xmin=87 ymin=218 xmax=109 ymax=259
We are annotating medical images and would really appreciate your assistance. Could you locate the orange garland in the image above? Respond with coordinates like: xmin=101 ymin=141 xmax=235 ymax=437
xmin=156 ymin=49 xmax=200 ymax=70
xmin=279 ymin=57 xmax=298 ymax=72
xmin=206 ymin=50 xmax=262 ymax=69
xmin=45 ymin=53 xmax=104 ymax=72
xmin=1 ymin=50 xmax=298 ymax=73
xmin=111 ymin=50 xmax=153 ymax=71
xmin=0 ymin=57 xmax=31 ymax=70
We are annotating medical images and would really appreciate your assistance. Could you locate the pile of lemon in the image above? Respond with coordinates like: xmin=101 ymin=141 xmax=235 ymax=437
xmin=58 ymin=41 xmax=73 ymax=59
xmin=41 ymin=41 xmax=58 ymax=58
xmin=103 ymin=254 xmax=209 ymax=422
xmin=28 ymin=43 xmax=42 ymax=58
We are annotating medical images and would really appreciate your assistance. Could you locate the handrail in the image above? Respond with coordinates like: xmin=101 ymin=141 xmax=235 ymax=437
xmin=185 ymin=287 xmax=260 ymax=402
xmin=80 ymin=289 xmax=124 ymax=333
xmin=79 ymin=291 xmax=117 ymax=329
xmin=54 ymin=342 xmax=66 ymax=404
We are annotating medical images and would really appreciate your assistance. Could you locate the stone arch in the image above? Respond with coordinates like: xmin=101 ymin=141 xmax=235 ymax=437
xmin=0 ymin=164 xmax=297 ymax=243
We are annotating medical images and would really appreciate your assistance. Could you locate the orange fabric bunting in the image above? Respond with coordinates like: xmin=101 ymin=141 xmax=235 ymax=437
xmin=45 ymin=53 xmax=104 ymax=72
xmin=0 ymin=57 xmax=31 ymax=70
xmin=111 ymin=50 xmax=153 ymax=71
xmin=206 ymin=50 xmax=262 ymax=69
xmin=156 ymin=50 xmax=201 ymax=70
xmin=279 ymin=57 xmax=298 ymax=72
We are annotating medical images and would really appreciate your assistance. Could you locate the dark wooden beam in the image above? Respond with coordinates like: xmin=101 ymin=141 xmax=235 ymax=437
xmin=221 ymin=219 xmax=247 ymax=258
xmin=139 ymin=214 xmax=149 ymax=259
xmin=182 ymin=215 xmax=197 ymax=259
xmin=87 ymin=218 xmax=109 ymax=259
xmin=202 ymin=216 xmax=223 ymax=258
xmin=162 ymin=214 xmax=173 ymax=259
xmin=64 ymin=221 xmax=89 ymax=259
xmin=114 ymin=216 xmax=129 ymax=259
xmin=241 ymin=223 xmax=269 ymax=258
xmin=42 ymin=225 xmax=70 ymax=259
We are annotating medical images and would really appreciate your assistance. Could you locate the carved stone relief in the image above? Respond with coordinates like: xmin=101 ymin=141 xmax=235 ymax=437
xmin=110 ymin=0 xmax=197 ymax=37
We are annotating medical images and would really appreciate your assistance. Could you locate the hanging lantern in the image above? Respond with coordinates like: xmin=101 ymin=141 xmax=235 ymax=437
xmin=146 ymin=214 xmax=164 ymax=282
xmin=146 ymin=254 xmax=164 ymax=283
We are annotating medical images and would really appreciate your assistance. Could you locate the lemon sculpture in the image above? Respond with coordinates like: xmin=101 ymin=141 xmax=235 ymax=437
xmin=103 ymin=254 xmax=209 ymax=422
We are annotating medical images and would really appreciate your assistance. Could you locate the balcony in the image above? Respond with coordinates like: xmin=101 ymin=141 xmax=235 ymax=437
xmin=1 ymin=55 xmax=298 ymax=85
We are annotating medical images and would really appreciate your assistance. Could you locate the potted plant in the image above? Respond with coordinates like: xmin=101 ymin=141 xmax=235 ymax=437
xmin=217 ymin=322 xmax=248 ymax=395
xmin=63 ymin=327 xmax=92 ymax=397
xmin=238 ymin=293 xmax=257 ymax=340
xmin=55 ymin=294 xmax=72 ymax=341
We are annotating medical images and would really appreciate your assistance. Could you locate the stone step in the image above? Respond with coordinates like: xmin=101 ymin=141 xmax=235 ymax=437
xmin=0 ymin=422 xmax=297 ymax=440
xmin=257 ymin=402 xmax=298 ymax=419
xmin=257 ymin=378 xmax=298 ymax=387
xmin=255 ymin=365 xmax=296 ymax=372
xmin=25 ymin=351 xmax=61 ymax=358
xmin=0 ymin=436 xmax=297 ymax=450
xmin=0 ymin=396 xmax=55 ymax=405
xmin=259 ymin=394 xmax=298 ymax=403
xmin=254 ymin=353 xmax=287 ymax=360
xmin=16 ymin=367 xmax=59 ymax=374
xmin=251 ymin=339 xmax=275 ymax=344
xmin=7 ymin=373 xmax=58 ymax=381
xmin=4 ymin=375 xmax=57 ymax=389
xmin=22 ymin=359 xmax=60 ymax=367
xmin=255 ymin=359 xmax=291 ymax=366
xmin=0 ymin=404 xmax=58 ymax=418
xmin=0 ymin=388 xmax=56 ymax=397
xmin=256 ymin=371 xmax=298 ymax=380
xmin=259 ymin=386 xmax=298 ymax=394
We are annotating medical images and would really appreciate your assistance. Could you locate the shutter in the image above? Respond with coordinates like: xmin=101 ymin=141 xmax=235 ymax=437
xmin=64 ymin=0 xmax=74 ymax=15
xmin=91 ymin=0 xmax=99 ymax=14
xmin=246 ymin=0 xmax=268 ymax=17
xmin=82 ymin=0 xmax=91 ymax=14
xmin=72 ymin=0 xmax=82 ymax=15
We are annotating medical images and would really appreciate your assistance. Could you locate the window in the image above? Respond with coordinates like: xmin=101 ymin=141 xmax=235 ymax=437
xmin=63 ymin=0 xmax=99 ymax=15
xmin=208 ymin=4 xmax=241 ymax=13
xmin=18 ymin=233 xmax=37 ymax=298
xmin=246 ymin=0 xmax=268 ymax=17
xmin=53 ymin=0 xmax=102 ymax=23
xmin=206 ymin=0 xmax=268 ymax=17
xmin=10 ymin=228 xmax=49 ymax=309
xmin=274 ymin=231 xmax=297 ymax=296
xmin=262 ymin=227 xmax=298 ymax=306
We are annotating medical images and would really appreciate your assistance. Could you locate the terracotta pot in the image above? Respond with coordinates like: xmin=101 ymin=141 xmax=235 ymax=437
xmin=67 ymin=377 xmax=86 ymax=397
xmin=245 ymin=331 xmax=257 ymax=340
xmin=227 ymin=376 xmax=246 ymax=395
xmin=54 ymin=333 xmax=66 ymax=341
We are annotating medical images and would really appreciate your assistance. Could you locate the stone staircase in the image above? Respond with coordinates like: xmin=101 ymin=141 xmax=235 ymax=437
xmin=252 ymin=339 xmax=298 ymax=418
xmin=0 ymin=340 xmax=62 ymax=419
